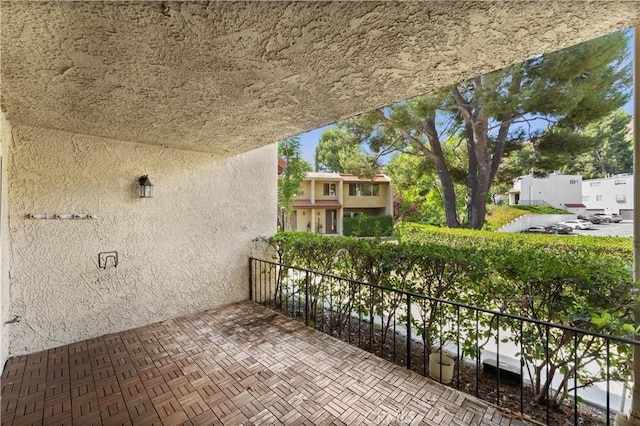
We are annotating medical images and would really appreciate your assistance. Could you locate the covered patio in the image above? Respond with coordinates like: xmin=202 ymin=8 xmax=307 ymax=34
xmin=1 ymin=2 xmax=639 ymax=425
xmin=1 ymin=302 xmax=523 ymax=425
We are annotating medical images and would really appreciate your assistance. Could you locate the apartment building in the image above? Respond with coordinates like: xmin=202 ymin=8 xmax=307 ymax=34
xmin=507 ymin=173 xmax=585 ymax=214
xmin=290 ymin=173 xmax=393 ymax=234
xmin=582 ymin=174 xmax=634 ymax=219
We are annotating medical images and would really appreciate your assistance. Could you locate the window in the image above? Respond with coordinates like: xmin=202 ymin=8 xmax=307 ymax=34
xmin=582 ymin=196 xmax=590 ymax=202
xmin=590 ymin=182 xmax=601 ymax=187
xmin=323 ymin=183 xmax=336 ymax=196
xmin=595 ymin=195 xmax=603 ymax=201
xmin=616 ymin=194 xmax=627 ymax=203
xmin=569 ymin=179 xmax=578 ymax=184
xmin=615 ymin=180 xmax=627 ymax=185
xmin=349 ymin=183 xmax=380 ymax=196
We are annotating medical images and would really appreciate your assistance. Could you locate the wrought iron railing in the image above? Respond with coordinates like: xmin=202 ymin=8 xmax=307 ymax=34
xmin=249 ymin=257 xmax=639 ymax=425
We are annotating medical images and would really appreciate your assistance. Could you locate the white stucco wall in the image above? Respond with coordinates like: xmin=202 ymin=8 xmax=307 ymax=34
xmin=512 ymin=174 xmax=582 ymax=209
xmin=6 ymin=125 xmax=276 ymax=356
xmin=582 ymin=175 xmax=634 ymax=214
xmin=0 ymin=111 xmax=12 ymax=367
xmin=497 ymin=214 xmax=576 ymax=233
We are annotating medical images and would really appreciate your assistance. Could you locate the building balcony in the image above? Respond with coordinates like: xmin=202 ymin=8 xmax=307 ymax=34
xmin=1 ymin=258 xmax=631 ymax=425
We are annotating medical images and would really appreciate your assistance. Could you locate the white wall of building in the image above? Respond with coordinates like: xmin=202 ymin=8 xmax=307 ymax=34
xmin=3 ymin=125 xmax=276 ymax=359
xmin=498 ymin=214 xmax=576 ymax=233
xmin=582 ymin=175 xmax=633 ymax=215
xmin=510 ymin=174 xmax=582 ymax=210
xmin=0 ymin=112 xmax=12 ymax=367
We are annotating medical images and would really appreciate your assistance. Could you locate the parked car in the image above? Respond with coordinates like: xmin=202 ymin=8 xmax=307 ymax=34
xmin=586 ymin=215 xmax=602 ymax=224
xmin=593 ymin=213 xmax=613 ymax=223
xmin=548 ymin=223 xmax=572 ymax=234
xmin=578 ymin=214 xmax=600 ymax=223
xmin=562 ymin=219 xmax=594 ymax=230
xmin=611 ymin=213 xmax=622 ymax=223
xmin=522 ymin=225 xmax=553 ymax=234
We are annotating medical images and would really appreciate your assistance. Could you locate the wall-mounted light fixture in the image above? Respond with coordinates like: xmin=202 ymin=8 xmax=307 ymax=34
xmin=138 ymin=175 xmax=154 ymax=198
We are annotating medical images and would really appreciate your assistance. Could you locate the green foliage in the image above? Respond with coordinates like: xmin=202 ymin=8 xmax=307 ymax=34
xmin=278 ymin=137 xmax=311 ymax=229
xmin=397 ymin=222 xmax=632 ymax=263
xmin=484 ymin=206 xmax=529 ymax=231
xmin=509 ymin=205 xmax=568 ymax=214
xmin=497 ymin=109 xmax=633 ymax=180
xmin=260 ymin=227 xmax=634 ymax=407
xmin=315 ymin=127 xmax=378 ymax=178
xmin=343 ymin=215 xmax=393 ymax=237
xmin=484 ymin=205 xmax=570 ymax=231
xmin=563 ymin=109 xmax=633 ymax=179
xmin=342 ymin=32 xmax=631 ymax=229
xmin=386 ymin=149 xmax=467 ymax=226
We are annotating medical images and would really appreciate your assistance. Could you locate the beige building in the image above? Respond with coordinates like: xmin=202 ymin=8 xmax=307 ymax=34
xmin=290 ymin=173 xmax=393 ymax=234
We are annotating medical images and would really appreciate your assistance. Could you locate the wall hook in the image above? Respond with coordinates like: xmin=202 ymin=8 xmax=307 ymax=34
xmin=98 ymin=251 xmax=118 ymax=269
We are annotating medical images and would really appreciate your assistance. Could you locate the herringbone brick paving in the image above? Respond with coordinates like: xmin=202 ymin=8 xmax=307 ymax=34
xmin=1 ymin=302 xmax=527 ymax=425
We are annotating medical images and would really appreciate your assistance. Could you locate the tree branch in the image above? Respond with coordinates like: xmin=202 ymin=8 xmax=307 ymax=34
xmin=379 ymin=116 xmax=437 ymax=161
xmin=451 ymin=86 xmax=475 ymax=131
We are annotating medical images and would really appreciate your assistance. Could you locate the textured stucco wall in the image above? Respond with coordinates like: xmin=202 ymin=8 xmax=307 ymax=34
xmin=6 ymin=126 xmax=276 ymax=355
xmin=518 ymin=175 xmax=583 ymax=210
xmin=583 ymin=176 xmax=634 ymax=214
xmin=1 ymin=2 xmax=638 ymax=155
xmin=0 ymin=111 xmax=11 ymax=367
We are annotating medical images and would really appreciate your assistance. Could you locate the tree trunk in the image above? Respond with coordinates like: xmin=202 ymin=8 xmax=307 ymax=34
xmin=536 ymin=364 xmax=557 ymax=404
xmin=380 ymin=114 xmax=460 ymax=228
xmin=424 ymin=118 xmax=460 ymax=228
xmin=435 ymin=156 xmax=461 ymax=228
xmin=467 ymin=197 xmax=487 ymax=229
xmin=466 ymin=135 xmax=492 ymax=229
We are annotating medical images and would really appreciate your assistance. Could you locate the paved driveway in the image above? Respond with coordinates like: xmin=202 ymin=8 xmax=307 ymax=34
xmin=573 ymin=220 xmax=633 ymax=237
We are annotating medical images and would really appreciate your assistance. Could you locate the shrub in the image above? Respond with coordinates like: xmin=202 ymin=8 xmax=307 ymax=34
xmin=343 ymin=214 xmax=393 ymax=237
xmin=259 ymin=227 xmax=634 ymax=407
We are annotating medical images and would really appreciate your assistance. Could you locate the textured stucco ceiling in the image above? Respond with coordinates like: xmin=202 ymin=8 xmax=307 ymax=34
xmin=1 ymin=1 xmax=639 ymax=156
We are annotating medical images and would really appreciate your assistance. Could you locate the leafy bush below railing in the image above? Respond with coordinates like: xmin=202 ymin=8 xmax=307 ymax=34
xmin=256 ymin=229 xmax=636 ymax=409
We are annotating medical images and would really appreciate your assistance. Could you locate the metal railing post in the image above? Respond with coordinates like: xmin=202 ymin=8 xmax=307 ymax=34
xmin=305 ymin=270 xmax=310 ymax=326
xmin=249 ymin=257 xmax=253 ymax=301
xmin=407 ymin=294 xmax=412 ymax=370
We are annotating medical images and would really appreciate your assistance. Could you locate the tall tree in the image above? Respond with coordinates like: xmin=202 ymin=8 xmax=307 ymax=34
xmin=494 ymin=109 xmax=633 ymax=183
xmin=563 ymin=109 xmax=633 ymax=178
xmin=386 ymin=146 xmax=468 ymax=226
xmin=315 ymin=127 xmax=379 ymax=178
xmin=278 ymin=137 xmax=311 ymax=230
xmin=346 ymin=32 xmax=631 ymax=229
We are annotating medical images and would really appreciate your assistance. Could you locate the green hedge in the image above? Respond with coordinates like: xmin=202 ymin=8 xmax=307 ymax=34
xmin=259 ymin=227 xmax=635 ymax=406
xmin=397 ymin=222 xmax=633 ymax=263
xmin=343 ymin=214 xmax=393 ymax=237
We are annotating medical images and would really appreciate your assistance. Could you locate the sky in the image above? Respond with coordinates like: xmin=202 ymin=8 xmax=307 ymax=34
xmin=295 ymin=28 xmax=635 ymax=166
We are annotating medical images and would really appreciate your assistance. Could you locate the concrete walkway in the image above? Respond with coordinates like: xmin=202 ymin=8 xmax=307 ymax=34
xmin=1 ymin=302 xmax=526 ymax=425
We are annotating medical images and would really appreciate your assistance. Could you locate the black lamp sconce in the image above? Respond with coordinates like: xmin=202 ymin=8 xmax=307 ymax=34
xmin=139 ymin=175 xmax=154 ymax=198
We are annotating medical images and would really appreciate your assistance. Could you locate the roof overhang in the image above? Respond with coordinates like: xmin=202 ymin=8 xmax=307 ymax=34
xmin=1 ymin=2 xmax=638 ymax=156
xmin=340 ymin=174 xmax=390 ymax=183
xmin=293 ymin=200 xmax=342 ymax=209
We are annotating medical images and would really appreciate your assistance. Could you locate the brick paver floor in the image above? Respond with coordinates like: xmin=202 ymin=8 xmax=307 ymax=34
xmin=1 ymin=301 xmax=527 ymax=425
